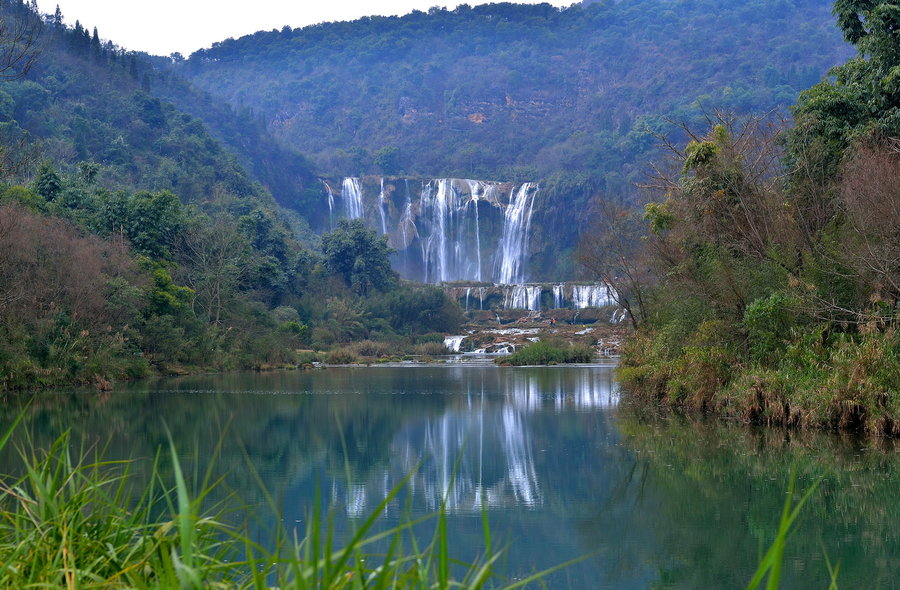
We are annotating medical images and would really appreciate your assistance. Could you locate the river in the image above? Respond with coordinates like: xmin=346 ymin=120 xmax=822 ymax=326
xmin=1 ymin=363 xmax=897 ymax=588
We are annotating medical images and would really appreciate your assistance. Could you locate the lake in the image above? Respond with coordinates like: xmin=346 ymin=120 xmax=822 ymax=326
xmin=1 ymin=363 xmax=898 ymax=588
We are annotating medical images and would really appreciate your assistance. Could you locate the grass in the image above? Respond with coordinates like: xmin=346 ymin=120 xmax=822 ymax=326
xmin=0 ymin=409 xmax=842 ymax=589
xmin=496 ymin=340 xmax=595 ymax=366
xmin=746 ymin=469 xmax=831 ymax=590
xmin=0 ymin=413 xmax=572 ymax=589
xmin=619 ymin=323 xmax=900 ymax=436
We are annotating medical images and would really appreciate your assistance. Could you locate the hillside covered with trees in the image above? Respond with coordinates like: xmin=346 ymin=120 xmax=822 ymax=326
xmin=0 ymin=0 xmax=463 ymax=390
xmin=179 ymin=0 xmax=852 ymax=199
xmin=599 ymin=0 xmax=900 ymax=435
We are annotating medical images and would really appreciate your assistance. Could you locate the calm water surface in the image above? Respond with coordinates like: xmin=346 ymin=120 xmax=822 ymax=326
xmin=2 ymin=364 xmax=898 ymax=588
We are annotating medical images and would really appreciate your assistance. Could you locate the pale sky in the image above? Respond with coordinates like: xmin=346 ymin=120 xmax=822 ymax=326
xmin=35 ymin=0 xmax=574 ymax=57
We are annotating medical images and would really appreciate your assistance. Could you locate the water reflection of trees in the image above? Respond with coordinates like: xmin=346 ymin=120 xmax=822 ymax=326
xmin=0 ymin=367 xmax=617 ymax=514
xmin=611 ymin=409 xmax=900 ymax=589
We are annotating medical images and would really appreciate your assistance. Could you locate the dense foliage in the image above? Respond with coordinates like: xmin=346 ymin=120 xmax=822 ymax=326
xmin=606 ymin=0 xmax=900 ymax=435
xmin=180 ymin=0 xmax=851 ymax=196
xmin=0 ymin=1 xmax=463 ymax=390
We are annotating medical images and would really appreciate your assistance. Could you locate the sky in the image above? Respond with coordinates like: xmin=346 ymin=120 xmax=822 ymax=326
xmin=35 ymin=0 xmax=574 ymax=57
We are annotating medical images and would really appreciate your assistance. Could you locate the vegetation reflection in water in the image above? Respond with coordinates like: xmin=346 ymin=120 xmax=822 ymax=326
xmin=2 ymin=366 xmax=898 ymax=588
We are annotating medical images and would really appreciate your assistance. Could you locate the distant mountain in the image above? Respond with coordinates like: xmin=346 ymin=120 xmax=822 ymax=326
xmin=178 ymin=0 xmax=853 ymax=198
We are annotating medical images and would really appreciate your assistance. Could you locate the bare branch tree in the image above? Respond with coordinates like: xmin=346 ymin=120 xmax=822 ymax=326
xmin=0 ymin=1 xmax=43 ymax=80
xmin=577 ymin=198 xmax=653 ymax=329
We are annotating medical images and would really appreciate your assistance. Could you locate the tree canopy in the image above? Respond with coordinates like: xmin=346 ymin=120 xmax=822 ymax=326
xmin=321 ymin=219 xmax=397 ymax=295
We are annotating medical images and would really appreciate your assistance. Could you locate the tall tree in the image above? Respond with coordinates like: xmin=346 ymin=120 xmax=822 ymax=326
xmin=321 ymin=219 xmax=397 ymax=295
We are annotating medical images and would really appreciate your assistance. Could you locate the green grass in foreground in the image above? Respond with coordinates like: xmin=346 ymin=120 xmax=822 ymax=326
xmin=0 ymin=412 xmax=574 ymax=589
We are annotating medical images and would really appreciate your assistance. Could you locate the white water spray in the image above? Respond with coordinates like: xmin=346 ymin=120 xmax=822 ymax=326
xmin=342 ymin=177 xmax=363 ymax=220
xmin=497 ymin=183 xmax=538 ymax=285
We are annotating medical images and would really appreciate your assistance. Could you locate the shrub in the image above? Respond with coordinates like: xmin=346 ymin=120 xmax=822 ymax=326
xmin=498 ymin=340 xmax=596 ymax=366
xmin=414 ymin=341 xmax=449 ymax=356
xmin=745 ymin=292 xmax=798 ymax=366
xmin=324 ymin=346 xmax=358 ymax=364
xmin=351 ymin=339 xmax=392 ymax=358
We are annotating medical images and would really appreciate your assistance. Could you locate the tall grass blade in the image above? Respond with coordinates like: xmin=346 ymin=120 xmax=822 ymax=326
xmin=166 ymin=428 xmax=196 ymax=573
xmin=746 ymin=468 xmax=821 ymax=590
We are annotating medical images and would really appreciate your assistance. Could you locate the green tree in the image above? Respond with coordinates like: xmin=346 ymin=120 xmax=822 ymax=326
xmin=790 ymin=0 xmax=900 ymax=179
xmin=321 ymin=219 xmax=396 ymax=295
xmin=34 ymin=161 xmax=61 ymax=201
xmin=373 ymin=146 xmax=401 ymax=174
xmin=125 ymin=190 xmax=185 ymax=260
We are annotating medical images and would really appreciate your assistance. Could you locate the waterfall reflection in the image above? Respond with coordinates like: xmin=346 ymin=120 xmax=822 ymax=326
xmin=335 ymin=368 xmax=618 ymax=516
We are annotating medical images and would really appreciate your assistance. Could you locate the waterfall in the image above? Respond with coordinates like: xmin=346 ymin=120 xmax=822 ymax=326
xmin=478 ymin=287 xmax=485 ymax=310
xmin=322 ymin=180 xmax=335 ymax=229
xmin=433 ymin=180 xmax=453 ymax=282
xmin=473 ymin=198 xmax=483 ymax=282
xmin=497 ymin=183 xmax=539 ymax=285
xmin=398 ymin=182 xmax=417 ymax=248
xmin=325 ymin=177 xmax=543 ymax=285
xmin=467 ymin=179 xmax=490 ymax=282
xmin=420 ymin=179 xmax=492 ymax=283
xmin=464 ymin=287 xmax=471 ymax=312
xmin=443 ymin=335 xmax=466 ymax=352
xmin=504 ymin=285 xmax=541 ymax=311
xmin=378 ymin=178 xmax=388 ymax=234
xmin=552 ymin=284 xmax=564 ymax=309
xmin=342 ymin=177 xmax=363 ymax=220
xmin=572 ymin=284 xmax=615 ymax=308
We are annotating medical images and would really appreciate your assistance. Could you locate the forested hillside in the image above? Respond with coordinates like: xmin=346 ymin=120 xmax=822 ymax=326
xmin=0 ymin=4 xmax=319 ymax=218
xmin=0 ymin=1 xmax=463 ymax=390
xmin=180 ymin=0 xmax=852 ymax=197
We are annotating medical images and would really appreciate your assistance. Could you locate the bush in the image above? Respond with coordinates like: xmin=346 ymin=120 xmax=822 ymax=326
xmin=413 ymin=341 xmax=449 ymax=356
xmin=351 ymin=339 xmax=392 ymax=358
xmin=498 ymin=340 xmax=596 ymax=366
xmin=745 ymin=292 xmax=799 ymax=366
xmin=324 ymin=346 xmax=358 ymax=364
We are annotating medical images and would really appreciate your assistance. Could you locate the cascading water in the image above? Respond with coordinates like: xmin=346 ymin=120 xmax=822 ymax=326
xmin=322 ymin=180 xmax=335 ymax=229
xmin=328 ymin=177 xmax=541 ymax=285
xmin=504 ymin=285 xmax=541 ymax=311
xmin=342 ymin=177 xmax=363 ymax=220
xmin=443 ymin=335 xmax=466 ymax=352
xmin=496 ymin=183 xmax=539 ymax=285
xmin=378 ymin=178 xmax=388 ymax=234
xmin=572 ymin=284 xmax=615 ymax=309
xmin=398 ymin=181 xmax=417 ymax=248
xmin=420 ymin=179 xmax=497 ymax=283
xmin=466 ymin=179 xmax=496 ymax=282
xmin=553 ymin=284 xmax=564 ymax=309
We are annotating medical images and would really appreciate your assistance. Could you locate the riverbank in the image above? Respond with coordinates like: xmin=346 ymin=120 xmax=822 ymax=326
xmin=619 ymin=325 xmax=900 ymax=437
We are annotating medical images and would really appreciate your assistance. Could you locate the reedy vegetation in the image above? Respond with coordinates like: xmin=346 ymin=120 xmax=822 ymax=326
xmin=0 ymin=415 xmax=566 ymax=589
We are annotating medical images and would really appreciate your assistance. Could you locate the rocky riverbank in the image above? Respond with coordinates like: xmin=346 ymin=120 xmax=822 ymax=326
xmin=444 ymin=308 xmax=630 ymax=357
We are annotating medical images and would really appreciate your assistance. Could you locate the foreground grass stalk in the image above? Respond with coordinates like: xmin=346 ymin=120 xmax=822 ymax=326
xmin=0 ymin=420 xmax=568 ymax=589
xmin=746 ymin=470 xmax=824 ymax=590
